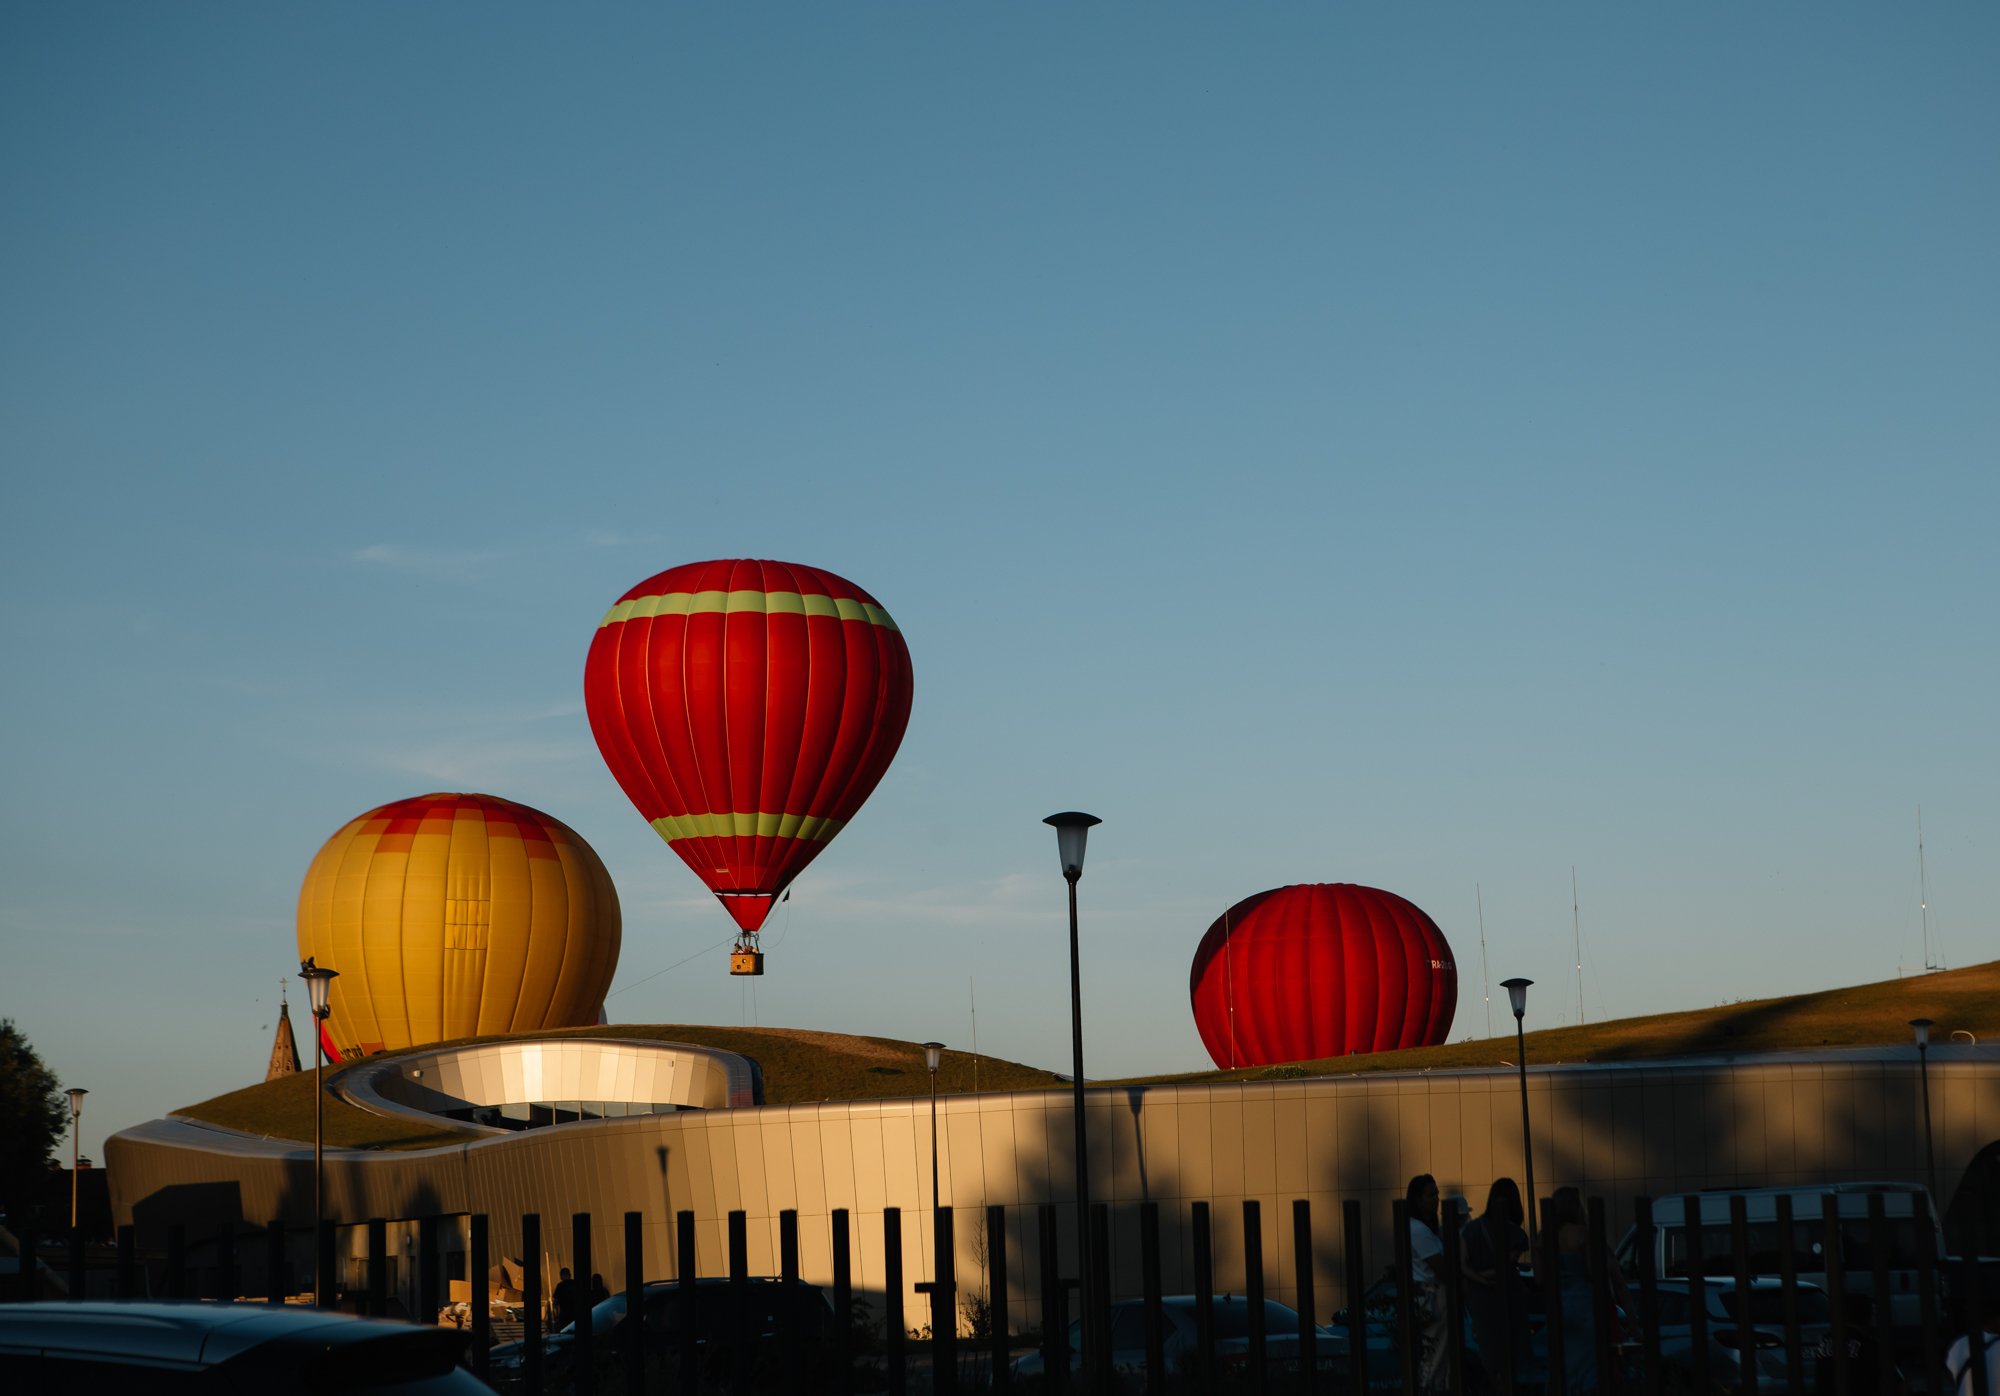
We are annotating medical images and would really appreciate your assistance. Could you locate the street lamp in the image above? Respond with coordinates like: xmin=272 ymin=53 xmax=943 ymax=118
xmin=65 ymin=1088 xmax=87 ymax=1232
xmin=923 ymin=1042 xmax=945 ymax=1216
xmin=299 ymin=957 xmax=339 ymax=1307
xmin=1910 ymin=1018 xmax=1938 ymax=1201
xmin=1044 ymin=811 xmax=1101 ymax=1383
xmin=1501 ymin=977 xmax=1537 ymax=1251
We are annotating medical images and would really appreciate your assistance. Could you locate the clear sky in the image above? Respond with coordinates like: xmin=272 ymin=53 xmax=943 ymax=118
xmin=4 ymin=3 xmax=1995 ymax=1163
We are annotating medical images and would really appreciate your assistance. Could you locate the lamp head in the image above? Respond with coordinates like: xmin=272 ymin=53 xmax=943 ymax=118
xmin=299 ymin=957 xmax=339 ymax=1018
xmin=923 ymin=1041 xmax=945 ymax=1074
xmin=1500 ymin=977 xmax=1533 ymax=1022
xmin=66 ymin=1087 xmax=87 ymax=1117
xmin=1043 ymin=811 xmax=1102 ymax=881
xmin=1910 ymin=1017 xmax=1933 ymax=1049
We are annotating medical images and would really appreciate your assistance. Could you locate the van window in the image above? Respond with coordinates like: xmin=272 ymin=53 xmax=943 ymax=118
xmin=1662 ymin=1217 xmax=1926 ymax=1277
xmin=1664 ymin=1222 xmax=1824 ymax=1277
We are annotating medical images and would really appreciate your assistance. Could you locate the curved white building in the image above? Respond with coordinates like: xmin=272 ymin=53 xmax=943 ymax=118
xmin=108 ymin=1038 xmax=2000 ymax=1326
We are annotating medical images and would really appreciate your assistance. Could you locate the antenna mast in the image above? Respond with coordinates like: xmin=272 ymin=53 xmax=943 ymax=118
xmin=1918 ymin=807 xmax=1936 ymax=971
xmin=1477 ymin=884 xmax=1493 ymax=1039
xmin=1572 ymin=866 xmax=1584 ymax=1025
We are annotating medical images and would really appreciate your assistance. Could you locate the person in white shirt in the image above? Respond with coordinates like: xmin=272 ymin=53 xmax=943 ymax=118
xmin=1946 ymin=1288 xmax=2000 ymax=1396
xmin=1405 ymin=1173 xmax=1448 ymax=1395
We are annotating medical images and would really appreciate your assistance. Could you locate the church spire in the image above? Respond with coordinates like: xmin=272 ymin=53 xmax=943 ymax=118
xmin=266 ymin=980 xmax=301 ymax=1081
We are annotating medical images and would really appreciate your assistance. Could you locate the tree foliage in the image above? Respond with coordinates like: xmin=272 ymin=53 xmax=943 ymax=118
xmin=0 ymin=1019 xmax=67 ymax=1226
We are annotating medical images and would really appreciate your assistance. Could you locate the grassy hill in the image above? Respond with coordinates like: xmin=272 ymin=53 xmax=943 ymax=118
xmin=1115 ymin=957 xmax=2000 ymax=1085
xmin=175 ymin=960 xmax=1998 ymax=1150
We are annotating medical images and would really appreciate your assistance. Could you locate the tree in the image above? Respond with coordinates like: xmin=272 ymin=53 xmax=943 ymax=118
xmin=0 ymin=1019 xmax=67 ymax=1228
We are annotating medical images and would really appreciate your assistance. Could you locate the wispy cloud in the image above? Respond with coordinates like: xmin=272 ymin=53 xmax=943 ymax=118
xmin=363 ymin=736 xmax=588 ymax=789
xmin=351 ymin=543 xmax=504 ymax=580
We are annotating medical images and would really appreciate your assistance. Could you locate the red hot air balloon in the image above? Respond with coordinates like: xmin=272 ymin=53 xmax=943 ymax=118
xmin=1188 ymin=883 xmax=1457 ymax=1069
xmin=583 ymin=559 xmax=914 ymax=973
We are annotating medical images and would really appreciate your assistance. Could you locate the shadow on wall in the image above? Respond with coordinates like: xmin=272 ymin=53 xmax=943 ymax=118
xmin=105 ymin=1054 xmax=1999 ymax=1333
xmin=1944 ymin=1140 xmax=2000 ymax=1257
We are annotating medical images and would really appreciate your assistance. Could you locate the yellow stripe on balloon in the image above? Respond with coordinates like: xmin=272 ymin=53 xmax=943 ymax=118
xmin=648 ymin=811 xmax=847 ymax=843
xmin=600 ymin=590 xmax=898 ymax=631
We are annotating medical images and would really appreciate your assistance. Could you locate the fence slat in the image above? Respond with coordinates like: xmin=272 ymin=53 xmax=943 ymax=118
xmin=1635 ymin=1197 xmax=1663 ymax=1396
xmin=885 ymin=1207 xmax=906 ymax=1396
xmin=833 ymin=1208 xmax=853 ymax=1396
xmin=1244 ymin=1200 xmax=1268 ymax=1396
xmin=677 ymin=1211 xmax=698 ymax=1395
xmin=624 ymin=1212 xmax=643 ymax=1396
xmin=988 ymin=1203 xmax=1011 ymax=1395
xmin=523 ymin=1212 xmax=543 ymax=1396
xmin=573 ymin=1212 xmax=594 ymax=1396
xmin=469 ymin=1215 xmax=489 ymax=1385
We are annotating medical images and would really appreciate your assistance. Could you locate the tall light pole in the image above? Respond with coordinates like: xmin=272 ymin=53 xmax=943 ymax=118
xmin=923 ymin=1042 xmax=945 ymax=1216
xmin=65 ymin=1088 xmax=87 ymax=1232
xmin=1044 ymin=811 xmax=1100 ymax=1383
xmin=1501 ymin=977 xmax=1537 ymax=1252
xmin=1910 ymin=1018 xmax=1938 ymax=1201
xmin=300 ymin=957 xmax=339 ymax=1307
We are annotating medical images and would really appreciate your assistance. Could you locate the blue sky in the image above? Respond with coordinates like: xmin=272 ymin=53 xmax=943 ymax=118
xmin=4 ymin=3 xmax=1995 ymax=1161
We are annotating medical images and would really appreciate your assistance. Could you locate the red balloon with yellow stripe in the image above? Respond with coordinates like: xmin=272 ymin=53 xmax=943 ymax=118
xmin=583 ymin=559 xmax=914 ymax=970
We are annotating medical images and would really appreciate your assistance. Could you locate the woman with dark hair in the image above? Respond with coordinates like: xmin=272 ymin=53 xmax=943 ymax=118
xmin=1551 ymin=1186 xmax=1602 ymax=1394
xmin=1461 ymin=1177 xmax=1530 ymax=1388
xmin=1405 ymin=1174 xmax=1448 ymax=1394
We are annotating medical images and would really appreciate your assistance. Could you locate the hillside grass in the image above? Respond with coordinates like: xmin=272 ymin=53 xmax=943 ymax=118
xmin=1111 ymin=958 xmax=2000 ymax=1086
xmin=176 ymin=960 xmax=1998 ymax=1150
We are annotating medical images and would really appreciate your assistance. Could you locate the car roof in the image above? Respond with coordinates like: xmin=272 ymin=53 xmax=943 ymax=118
xmin=1655 ymin=1278 xmax=1828 ymax=1293
xmin=0 ymin=1301 xmax=441 ymax=1367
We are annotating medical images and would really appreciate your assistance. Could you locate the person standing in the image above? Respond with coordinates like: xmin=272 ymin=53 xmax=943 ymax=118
xmin=1461 ymin=1177 xmax=1531 ymax=1389
xmin=552 ymin=1266 xmax=580 ymax=1332
xmin=1405 ymin=1174 xmax=1450 ymax=1395
xmin=1551 ymin=1186 xmax=1614 ymax=1395
xmin=1946 ymin=1287 xmax=2000 ymax=1396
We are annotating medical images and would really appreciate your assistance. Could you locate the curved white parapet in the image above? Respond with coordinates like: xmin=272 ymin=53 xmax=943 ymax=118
xmin=339 ymin=1037 xmax=762 ymax=1134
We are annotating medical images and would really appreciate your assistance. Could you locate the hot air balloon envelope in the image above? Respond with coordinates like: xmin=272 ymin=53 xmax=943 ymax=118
xmin=296 ymin=793 xmax=621 ymax=1057
xmin=583 ymin=558 xmax=914 ymax=937
xmin=1188 ymin=883 xmax=1456 ymax=1069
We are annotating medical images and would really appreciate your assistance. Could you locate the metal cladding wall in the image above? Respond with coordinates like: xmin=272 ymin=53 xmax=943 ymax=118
xmin=1189 ymin=883 xmax=1458 ymax=1067
xmin=110 ymin=1049 xmax=2000 ymax=1329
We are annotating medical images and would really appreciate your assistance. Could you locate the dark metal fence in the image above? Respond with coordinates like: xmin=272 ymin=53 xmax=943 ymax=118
xmin=47 ymin=1188 xmax=1997 ymax=1396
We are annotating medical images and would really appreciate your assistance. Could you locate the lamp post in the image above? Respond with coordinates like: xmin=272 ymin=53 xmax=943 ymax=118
xmin=923 ymin=1042 xmax=945 ymax=1216
xmin=1910 ymin=1018 xmax=1938 ymax=1201
xmin=1044 ymin=811 xmax=1101 ymax=1384
xmin=299 ymin=957 xmax=339 ymax=1307
xmin=1501 ymin=977 xmax=1537 ymax=1251
xmin=65 ymin=1088 xmax=87 ymax=1232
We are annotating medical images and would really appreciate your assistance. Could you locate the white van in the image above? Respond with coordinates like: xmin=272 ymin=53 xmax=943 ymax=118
xmin=1614 ymin=1182 xmax=1944 ymax=1329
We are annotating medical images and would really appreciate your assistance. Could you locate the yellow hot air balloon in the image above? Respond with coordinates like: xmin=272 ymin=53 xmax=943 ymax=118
xmin=296 ymin=793 xmax=620 ymax=1058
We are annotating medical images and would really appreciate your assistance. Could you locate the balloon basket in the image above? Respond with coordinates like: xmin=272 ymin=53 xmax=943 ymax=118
xmin=730 ymin=948 xmax=764 ymax=976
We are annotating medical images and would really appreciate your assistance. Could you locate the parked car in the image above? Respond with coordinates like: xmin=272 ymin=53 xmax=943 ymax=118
xmin=1011 ymin=1295 xmax=1350 ymax=1384
xmin=1616 ymin=1182 xmax=1943 ymax=1331
xmin=0 ymin=1299 xmax=485 ymax=1395
xmin=1336 ymin=1269 xmax=1550 ymax=1393
xmin=487 ymin=1275 xmax=835 ymax=1390
xmin=1647 ymin=1276 xmax=1834 ymax=1389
